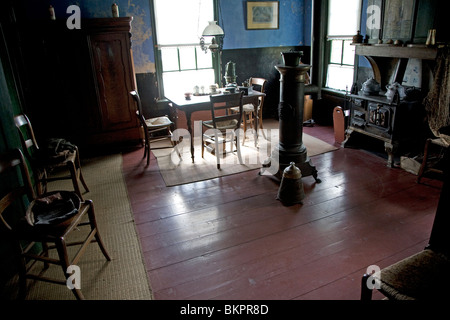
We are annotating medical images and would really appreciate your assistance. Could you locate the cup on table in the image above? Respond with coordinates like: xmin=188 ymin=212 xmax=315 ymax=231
xmin=209 ymin=84 xmax=218 ymax=94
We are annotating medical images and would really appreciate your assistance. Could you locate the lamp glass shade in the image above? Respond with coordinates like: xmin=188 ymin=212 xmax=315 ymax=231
xmin=202 ymin=21 xmax=224 ymax=36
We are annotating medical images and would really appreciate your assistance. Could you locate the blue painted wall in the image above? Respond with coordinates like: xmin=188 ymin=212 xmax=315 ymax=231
xmin=221 ymin=0 xmax=310 ymax=49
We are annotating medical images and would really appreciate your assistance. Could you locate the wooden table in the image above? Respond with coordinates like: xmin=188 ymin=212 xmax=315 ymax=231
xmin=166 ymin=90 xmax=265 ymax=163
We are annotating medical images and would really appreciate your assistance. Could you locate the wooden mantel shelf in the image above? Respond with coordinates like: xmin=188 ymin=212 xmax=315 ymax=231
xmin=355 ymin=45 xmax=437 ymax=60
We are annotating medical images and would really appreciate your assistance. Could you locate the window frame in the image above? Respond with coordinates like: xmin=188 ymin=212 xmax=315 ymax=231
xmin=322 ymin=0 xmax=363 ymax=93
xmin=150 ymin=0 xmax=222 ymax=100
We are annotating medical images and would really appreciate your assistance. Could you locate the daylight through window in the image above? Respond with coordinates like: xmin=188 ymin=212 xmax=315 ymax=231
xmin=325 ymin=0 xmax=361 ymax=91
xmin=153 ymin=0 xmax=216 ymax=98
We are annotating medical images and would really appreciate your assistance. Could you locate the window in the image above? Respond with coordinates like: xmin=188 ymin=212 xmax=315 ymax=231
xmin=325 ymin=0 xmax=361 ymax=91
xmin=152 ymin=0 xmax=217 ymax=98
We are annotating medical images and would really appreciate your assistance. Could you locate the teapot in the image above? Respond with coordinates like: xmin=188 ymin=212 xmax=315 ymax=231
xmin=361 ymin=77 xmax=380 ymax=95
xmin=404 ymin=86 xmax=422 ymax=101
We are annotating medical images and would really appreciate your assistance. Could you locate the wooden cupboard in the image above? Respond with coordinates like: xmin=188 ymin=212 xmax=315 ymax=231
xmin=10 ymin=17 xmax=140 ymax=149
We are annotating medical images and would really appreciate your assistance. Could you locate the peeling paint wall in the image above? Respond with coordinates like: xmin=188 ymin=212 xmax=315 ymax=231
xmin=16 ymin=0 xmax=311 ymax=115
xmin=18 ymin=1 xmax=311 ymax=72
xmin=123 ymin=1 xmax=155 ymax=73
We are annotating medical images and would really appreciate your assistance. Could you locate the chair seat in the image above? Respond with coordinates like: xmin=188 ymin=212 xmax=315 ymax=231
xmin=35 ymin=150 xmax=77 ymax=169
xmin=430 ymin=137 xmax=449 ymax=148
xmin=374 ymin=249 xmax=450 ymax=300
xmin=203 ymin=119 xmax=239 ymax=130
xmin=230 ymin=104 xmax=255 ymax=113
xmin=17 ymin=200 xmax=90 ymax=241
xmin=145 ymin=116 xmax=172 ymax=128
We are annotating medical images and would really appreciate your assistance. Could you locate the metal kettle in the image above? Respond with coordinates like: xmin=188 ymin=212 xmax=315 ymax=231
xmin=276 ymin=162 xmax=305 ymax=205
xmin=361 ymin=77 xmax=380 ymax=95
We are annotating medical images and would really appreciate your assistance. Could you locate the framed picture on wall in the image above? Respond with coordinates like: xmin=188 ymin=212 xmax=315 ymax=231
xmin=246 ymin=1 xmax=279 ymax=30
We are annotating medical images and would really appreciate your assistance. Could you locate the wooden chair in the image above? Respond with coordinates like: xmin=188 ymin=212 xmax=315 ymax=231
xmin=0 ymin=148 xmax=111 ymax=300
xmin=202 ymin=92 xmax=244 ymax=169
xmin=361 ymin=147 xmax=450 ymax=300
xmin=14 ymin=114 xmax=89 ymax=200
xmin=417 ymin=137 xmax=449 ymax=183
xmin=231 ymin=77 xmax=268 ymax=144
xmin=130 ymin=91 xmax=180 ymax=166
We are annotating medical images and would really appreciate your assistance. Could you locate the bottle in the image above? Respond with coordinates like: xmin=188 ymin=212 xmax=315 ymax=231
xmin=112 ymin=3 xmax=119 ymax=18
xmin=426 ymin=29 xmax=435 ymax=46
xmin=352 ymin=30 xmax=363 ymax=44
xmin=49 ymin=5 xmax=56 ymax=20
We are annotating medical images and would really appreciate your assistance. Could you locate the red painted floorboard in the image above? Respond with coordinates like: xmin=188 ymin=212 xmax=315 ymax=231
xmin=121 ymin=121 xmax=442 ymax=300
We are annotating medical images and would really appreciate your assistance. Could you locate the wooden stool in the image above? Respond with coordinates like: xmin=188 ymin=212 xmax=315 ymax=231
xmin=417 ymin=138 xmax=449 ymax=183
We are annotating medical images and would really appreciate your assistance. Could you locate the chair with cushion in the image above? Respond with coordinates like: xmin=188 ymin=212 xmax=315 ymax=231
xmin=14 ymin=114 xmax=89 ymax=200
xmin=130 ymin=90 xmax=181 ymax=166
xmin=361 ymin=147 xmax=450 ymax=300
xmin=231 ymin=77 xmax=268 ymax=144
xmin=202 ymin=91 xmax=244 ymax=169
xmin=0 ymin=148 xmax=111 ymax=300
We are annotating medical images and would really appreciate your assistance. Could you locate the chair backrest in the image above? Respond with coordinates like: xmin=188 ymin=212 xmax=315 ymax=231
xmin=250 ymin=77 xmax=267 ymax=92
xmin=250 ymin=77 xmax=267 ymax=109
xmin=209 ymin=92 xmax=244 ymax=130
xmin=130 ymin=90 xmax=144 ymax=116
xmin=0 ymin=148 xmax=36 ymax=230
xmin=130 ymin=91 xmax=150 ymax=140
xmin=14 ymin=114 xmax=40 ymax=158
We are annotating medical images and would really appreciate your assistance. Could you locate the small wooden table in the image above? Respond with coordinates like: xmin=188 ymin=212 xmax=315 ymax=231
xmin=166 ymin=90 xmax=265 ymax=163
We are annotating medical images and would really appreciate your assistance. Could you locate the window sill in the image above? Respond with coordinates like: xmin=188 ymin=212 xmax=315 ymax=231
xmin=157 ymin=98 xmax=169 ymax=105
xmin=321 ymin=87 xmax=348 ymax=97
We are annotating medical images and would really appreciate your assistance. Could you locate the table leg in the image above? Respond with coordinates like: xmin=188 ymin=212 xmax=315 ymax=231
xmin=254 ymin=101 xmax=259 ymax=147
xmin=185 ymin=110 xmax=195 ymax=163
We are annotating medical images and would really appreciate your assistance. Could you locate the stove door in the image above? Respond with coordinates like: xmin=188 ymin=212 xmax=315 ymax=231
xmin=368 ymin=103 xmax=390 ymax=129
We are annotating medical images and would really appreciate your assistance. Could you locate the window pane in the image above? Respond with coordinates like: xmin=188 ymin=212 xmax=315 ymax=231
xmin=328 ymin=0 xmax=361 ymax=36
xmin=342 ymin=40 xmax=356 ymax=65
xmin=154 ymin=0 xmax=214 ymax=45
xmin=179 ymin=46 xmax=197 ymax=70
xmin=326 ymin=64 xmax=354 ymax=91
xmin=329 ymin=40 xmax=343 ymax=64
xmin=160 ymin=47 xmax=179 ymax=72
xmin=154 ymin=0 xmax=216 ymax=97
xmin=197 ymin=49 xmax=213 ymax=69
xmin=163 ymin=69 xmax=215 ymax=98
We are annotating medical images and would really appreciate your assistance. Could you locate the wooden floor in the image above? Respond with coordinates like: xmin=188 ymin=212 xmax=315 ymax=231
xmin=121 ymin=121 xmax=443 ymax=300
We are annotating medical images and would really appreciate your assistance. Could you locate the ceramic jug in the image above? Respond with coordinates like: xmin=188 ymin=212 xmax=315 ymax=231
xmin=385 ymin=83 xmax=405 ymax=100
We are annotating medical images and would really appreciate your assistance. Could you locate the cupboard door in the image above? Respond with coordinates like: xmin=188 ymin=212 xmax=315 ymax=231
xmin=89 ymin=32 xmax=137 ymax=132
